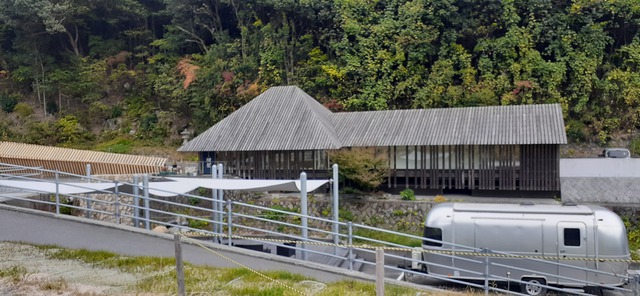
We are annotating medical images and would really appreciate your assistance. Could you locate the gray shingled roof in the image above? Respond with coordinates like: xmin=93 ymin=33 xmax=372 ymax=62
xmin=333 ymin=104 xmax=567 ymax=146
xmin=178 ymin=86 xmax=342 ymax=151
xmin=179 ymin=86 xmax=567 ymax=152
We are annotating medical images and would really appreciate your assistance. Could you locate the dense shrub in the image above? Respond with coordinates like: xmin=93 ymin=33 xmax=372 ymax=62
xmin=565 ymin=119 xmax=588 ymax=143
xmin=0 ymin=93 xmax=18 ymax=113
xmin=13 ymin=102 xmax=32 ymax=117
xmin=400 ymin=188 xmax=415 ymax=201
xmin=328 ymin=147 xmax=388 ymax=191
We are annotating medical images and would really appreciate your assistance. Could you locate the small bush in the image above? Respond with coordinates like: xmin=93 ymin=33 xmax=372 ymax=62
xmin=623 ymin=218 xmax=640 ymax=260
xmin=400 ymin=188 xmax=415 ymax=200
xmin=187 ymin=218 xmax=209 ymax=230
xmin=263 ymin=204 xmax=297 ymax=222
xmin=434 ymin=195 xmax=447 ymax=203
xmin=392 ymin=210 xmax=406 ymax=216
xmin=13 ymin=102 xmax=33 ymax=117
xmin=339 ymin=209 xmax=354 ymax=222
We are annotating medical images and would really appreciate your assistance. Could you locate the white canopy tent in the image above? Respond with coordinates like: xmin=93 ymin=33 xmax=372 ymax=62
xmin=0 ymin=180 xmax=117 ymax=195
xmin=147 ymin=178 xmax=328 ymax=197
xmin=0 ymin=178 xmax=329 ymax=196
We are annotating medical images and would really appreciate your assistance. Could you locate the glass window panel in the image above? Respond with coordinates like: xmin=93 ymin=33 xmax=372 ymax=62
xmin=423 ymin=227 xmax=443 ymax=247
xmin=564 ymin=228 xmax=581 ymax=247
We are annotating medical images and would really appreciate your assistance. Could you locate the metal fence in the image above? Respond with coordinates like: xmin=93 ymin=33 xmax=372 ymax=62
xmin=0 ymin=162 xmax=637 ymax=296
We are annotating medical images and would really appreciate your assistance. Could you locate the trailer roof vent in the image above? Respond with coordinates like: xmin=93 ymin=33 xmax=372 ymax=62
xmin=520 ymin=202 xmax=535 ymax=206
xmin=562 ymin=202 xmax=578 ymax=206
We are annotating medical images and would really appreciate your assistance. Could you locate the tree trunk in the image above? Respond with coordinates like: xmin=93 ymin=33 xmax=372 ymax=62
xmin=58 ymin=89 xmax=62 ymax=115
xmin=40 ymin=58 xmax=46 ymax=117
xmin=65 ymin=25 xmax=80 ymax=56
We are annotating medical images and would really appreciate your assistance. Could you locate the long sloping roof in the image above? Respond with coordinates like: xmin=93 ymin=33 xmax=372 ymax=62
xmin=333 ymin=104 xmax=566 ymax=146
xmin=179 ymin=86 xmax=567 ymax=152
xmin=0 ymin=142 xmax=167 ymax=175
xmin=179 ymin=86 xmax=342 ymax=151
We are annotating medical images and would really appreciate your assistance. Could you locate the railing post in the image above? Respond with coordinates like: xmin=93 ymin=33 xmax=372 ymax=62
xmin=143 ymin=174 xmax=150 ymax=230
xmin=85 ymin=164 xmax=92 ymax=219
xmin=218 ymin=163 xmax=224 ymax=233
xmin=301 ymin=172 xmax=308 ymax=261
xmin=348 ymin=221 xmax=353 ymax=271
xmin=332 ymin=164 xmax=339 ymax=256
xmin=635 ymin=274 xmax=639 ymax=296
xmin=114 ymin=180 xmax=120 ymax=224
xmin=174 ymin=233 xmax=186 ymax=296
xmin=376 ymin=248 xmax=385 ymax=296
xmin=227 ymin=199 xmax=233 ymax=247
xmin=55 ymin=171 xmax=60 ymax=215
xmin=484 ymin=248 xmax=489 ymax=296
xmin=211 ymin=167 xmax=218 ymax=241
xmin=133 ymin=175 xmax=139 ymax=228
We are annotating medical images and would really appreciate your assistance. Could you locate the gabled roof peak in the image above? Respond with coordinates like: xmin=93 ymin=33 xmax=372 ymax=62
xmin=179 ymin=85 xmax=341 ymax=151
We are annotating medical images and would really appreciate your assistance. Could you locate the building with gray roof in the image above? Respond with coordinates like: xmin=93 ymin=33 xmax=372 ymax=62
xmin=179 ymin=86 xmax=567 ymax=196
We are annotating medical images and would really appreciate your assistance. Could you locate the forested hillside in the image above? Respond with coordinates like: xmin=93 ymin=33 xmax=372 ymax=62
xmin=0 ymin=0 xmax=639 ymax=153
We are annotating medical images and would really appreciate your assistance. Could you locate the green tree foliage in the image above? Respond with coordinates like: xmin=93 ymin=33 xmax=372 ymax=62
xmin=328 ymin=147 xmax=388 ymax=191
xmin=0 ymin=0 xmax=639 ymax=148
xmin=331 ymin=0 xmax=437 ymax=110
xmin=0 ymin=92 xmax=18 ymax=113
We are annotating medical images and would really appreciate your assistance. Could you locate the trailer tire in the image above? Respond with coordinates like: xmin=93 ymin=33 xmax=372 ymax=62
xmin=520 ymin=278 xmax=547 ymax=296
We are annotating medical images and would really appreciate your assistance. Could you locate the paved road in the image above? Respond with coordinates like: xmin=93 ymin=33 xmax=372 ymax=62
xmin=0 ymin=205 xmax=380 ymax=284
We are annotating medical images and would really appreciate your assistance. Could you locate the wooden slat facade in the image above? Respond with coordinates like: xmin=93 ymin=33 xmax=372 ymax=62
xmin=0 ymin=141 xmax=166 ymax=176
xmin=208 ymin=143 xmax=560 ymax=193
xmin=212 ymin=150 xmax=330 ymax=180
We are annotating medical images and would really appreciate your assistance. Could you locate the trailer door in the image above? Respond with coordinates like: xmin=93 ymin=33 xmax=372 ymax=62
xmin=557 ymin=222 xmax=587 ymax=285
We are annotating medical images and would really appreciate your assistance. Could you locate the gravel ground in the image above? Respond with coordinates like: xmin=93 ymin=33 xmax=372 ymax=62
xmin=0 ymin=242 xmax=166 ymax=296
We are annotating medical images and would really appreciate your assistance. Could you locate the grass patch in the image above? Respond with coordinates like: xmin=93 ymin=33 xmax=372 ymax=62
xmin=46 ymin=248 xmax=174 ymax=273
xmin=354 ymin=228 xmax=422 ymax=247
xmin=316 ymin=280 xmax=430 ymax=296
xmin=6 ymin=242 xmax=435 ymax=295
xmin=0 ymin=265 xmax=27 ymax=283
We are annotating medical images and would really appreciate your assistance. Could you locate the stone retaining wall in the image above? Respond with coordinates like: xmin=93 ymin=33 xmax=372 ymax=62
xmin=228 ymin=193 xmax=432 ymax=234
xmin=561 ymin=178 xmax=640 ymax=204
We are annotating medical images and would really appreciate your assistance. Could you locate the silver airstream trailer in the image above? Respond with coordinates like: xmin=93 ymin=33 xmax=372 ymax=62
xmin=420 ymin=202 xmax=630 ymax=295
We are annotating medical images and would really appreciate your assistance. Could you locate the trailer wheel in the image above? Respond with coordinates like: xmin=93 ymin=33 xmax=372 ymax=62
xmin=520 ymin=278 xmax=547 ymax=296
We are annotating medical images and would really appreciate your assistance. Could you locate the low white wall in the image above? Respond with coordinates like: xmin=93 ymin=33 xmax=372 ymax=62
xmin=560 ymin=158 xmax=640 ymax=177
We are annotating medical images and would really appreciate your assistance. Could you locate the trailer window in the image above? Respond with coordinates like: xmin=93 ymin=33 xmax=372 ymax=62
xmin=423 ymin=226 xmax=442 ymax=247
xmin=564 ymin=228 xmax=581 ymax=246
